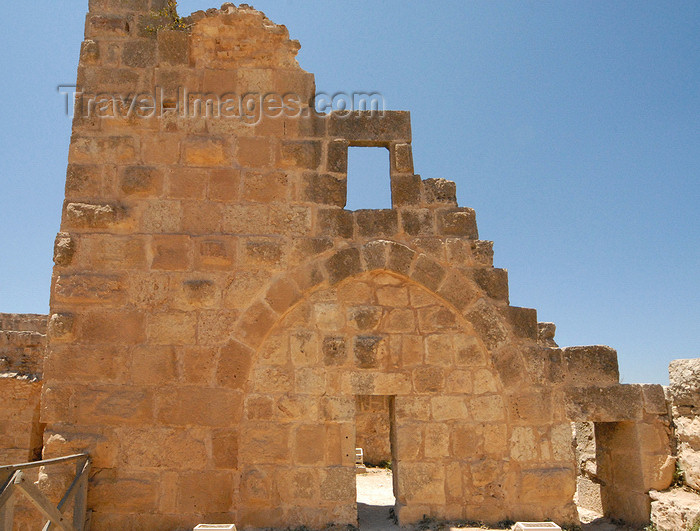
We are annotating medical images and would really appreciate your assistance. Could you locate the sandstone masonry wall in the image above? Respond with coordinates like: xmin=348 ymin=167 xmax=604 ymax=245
xmin=650 ymin=359 xmax=700 ymax=531
xmin=31 ymin=1 xmax=674 ymax=529
xmin=0 ymin=313 xmax=47 ymax=377
xmin=0 ymin=313 xmax=47 ymax=465
xmin=669 ymin=358 xmax=700 ymax=490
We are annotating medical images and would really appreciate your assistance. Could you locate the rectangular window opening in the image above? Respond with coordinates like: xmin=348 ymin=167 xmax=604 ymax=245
xmin=346 ymin=146 xmax=391 ymax=210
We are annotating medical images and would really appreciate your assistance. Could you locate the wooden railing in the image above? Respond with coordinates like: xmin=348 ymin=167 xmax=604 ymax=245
xmin=0 ymin=453 xmax=90 ymax=531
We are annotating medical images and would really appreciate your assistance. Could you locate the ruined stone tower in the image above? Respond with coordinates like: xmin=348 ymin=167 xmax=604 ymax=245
xmin=38 ymin=1 xmax=674 ymax=529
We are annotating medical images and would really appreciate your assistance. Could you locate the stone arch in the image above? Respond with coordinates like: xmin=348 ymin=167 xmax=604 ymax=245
xmin=230 ymin=264 xmax=514 ymax=528
xmin=229 ymin=239 xmax=516 ymax=356
xmin=215 ymin=240 xmax=578 ymax=528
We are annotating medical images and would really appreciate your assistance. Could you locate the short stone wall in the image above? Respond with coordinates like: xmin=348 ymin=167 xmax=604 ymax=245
xmin=0 ymin=313 xmax=47 ymax=377
xmin=0 ymin=313 xmax=47 ymax=465
xmin=669 ymin=359 xmax=700 ymax=491
xmin=0 ymin=375 xmax=43 ymax=464
xmin=650 ymin=358 xmax=700 ymax=531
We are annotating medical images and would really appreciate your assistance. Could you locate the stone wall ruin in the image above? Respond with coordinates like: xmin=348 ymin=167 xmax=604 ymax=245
xmin=0 ymin=313 xmax=47 ymax=465
xmin=0 ymin=1 xmax=683 ymax=530
xmin=650 ymin=359 xmax=700 ymax=531
xmin=0 ymin=314 xmax=48 ymax=531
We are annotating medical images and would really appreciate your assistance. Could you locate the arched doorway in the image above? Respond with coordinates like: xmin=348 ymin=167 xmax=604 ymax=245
xmin=235 ymin=270 xmax=509 ymax=528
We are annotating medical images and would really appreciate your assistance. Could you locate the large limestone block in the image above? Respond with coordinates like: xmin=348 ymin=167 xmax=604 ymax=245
xmin=669 ymin=358 xmax=700 ymax=406
xmin=565 ymin=384 xmax=643 ymax=422
xmin=678 ymin=445 xmax=700 ymax=491
xmin=676 ymin=415 xmax=700 ymax=490
xmin=520 ymin=467 xmax=576 ymax=503
xmin=576 ymin=475 xmax=603 ymax=515
xmin=396 ymin=462 xmax=446 ymax=505
xmin=562 ymin=345 xmax=619 ymax=386
xmin=650 ymin=488 xmax=700 ymax=531
xmin=676 ymin=415 xmax=700 ymax=449
xmin=669 ymin=359 xmax=700 ymax=489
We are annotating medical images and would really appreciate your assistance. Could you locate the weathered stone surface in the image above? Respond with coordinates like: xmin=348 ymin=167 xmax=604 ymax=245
xmin=64 ymin=202 xmax=127 ymax=229
xmin=88 ymin=0 xmax=152 ymax=14
xmin=18 ymin=3 xmax=648 ymax=529
xmin=565 ymin=384 xmax=643 ymax=421
xmin=436 ymin=207 xmax=478 ymax=238
xmin=642 ymin=383 xmax=668 ymax=415
xmin=393 ymin=142 xmax=414 ymax=174
xmin=53 ymin=231 xmax=77 ymax=266
xmin=328 ymin=110 xmax=411 ymax=143
xmin=325 ymin=247 xmax=361 ymax=284
xmin=0 ymin=314 xmax=48 ymax=334
xmin=322 ymin=336 xmax=347 ymax=366
xmin=392 ymin=174 xmax=422 ymax=206
xmin=422 ymin=178 xmax=456 ymax=205
xmin=327 ymin=139 xmax=348 ymax=173
xmin=65 ymin=163 xmax=101 ymax=197
xmin=217 ymin=341 xmax=252 ymax=389
xmin=79 ymin=310 xmax=146 ymax=344
xmin=563 ymin=345 xmax=620 ymax=386
xmin=386 ymin=241 xmax=415 ymax=275
xmin=678 ymin=444 xmax=700 ymax=491
xmin=411 ymin=255 xmax=445 ymax=291
xmin=279 ymin=140 xmax=322 ymax=170
xmin=54 ymin=273 xmax=126 ymax=304
xmin=537 ymin=321 xmax=558 ymax=347
xmin=401 ymin=208 xmax=433 ymax=236
xmin=300 ymin=172 xmax=346 ymax=206
xmin=354 ymin=335 xmax=386 ymax=369
xmin=86 ymin=15 xmax=130 ymax=38
xmin=184 ymin=137 xmax=231 ymax=167
xmin=158 ymin=29 xmax=189 ymax=65
xmin=521 ymin=346 xmax=565 ymax=385
xmin=398 ymin=462 xmax=446 ymax=504
xmin=355 ymin=209 xmax=398 ymax=238
xmin=664 ymin=359 xmax=700 ymax=493
xmin=503 ymin=306 xmax=538 ymax=340
xmin=669 ymin=358 xmax=700 ymax=406
xmin=48 ymin=313 xmax=75 ymax=341
xmin=122 ymin=39 xmax=157 ymax=68
xmin=465 ymin=300 xmax=509 ymax=351
xmin=520 ymin=467 xmax=576 ymax=502
xmin=1 ymin=314 xmax=47 ymax=377
xmin=471 ymin=267 xmax=509 ymax=302
xmin=120 ymin=165 xmax=163 ymax=196
xmin=0 ymin=375 xmax=43 ymax=463
xmin=317 ymin=208 xmax=353 ymax=238
xmin=650 ymin=488 xmax=700 ymax=531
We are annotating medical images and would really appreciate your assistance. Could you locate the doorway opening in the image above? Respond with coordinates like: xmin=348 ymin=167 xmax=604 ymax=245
xmin=355 ymin=395 xmax=398 ymax=529
xmin=573 ymin=421 xmax=604 ymax=524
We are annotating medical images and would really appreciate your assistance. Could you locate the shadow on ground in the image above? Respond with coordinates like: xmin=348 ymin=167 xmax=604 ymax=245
xmin=357 ymin=502 xmax=397 ymax=530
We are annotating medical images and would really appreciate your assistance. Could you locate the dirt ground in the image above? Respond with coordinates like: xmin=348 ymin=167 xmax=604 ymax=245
xmin=355 ymin=468 xmax=641 ymax=531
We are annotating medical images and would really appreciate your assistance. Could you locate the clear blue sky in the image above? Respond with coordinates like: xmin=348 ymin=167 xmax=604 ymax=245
xmin=0 ymin=1 xmax=697 ymax=384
